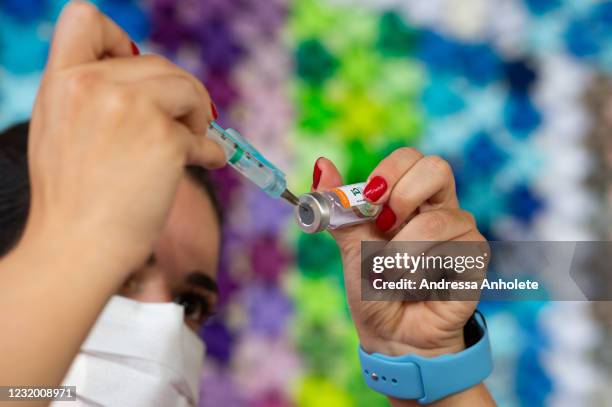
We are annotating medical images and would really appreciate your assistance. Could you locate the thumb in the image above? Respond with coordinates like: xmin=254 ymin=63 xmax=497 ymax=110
xmin=311 ymin=157 xmax=343 ymax=192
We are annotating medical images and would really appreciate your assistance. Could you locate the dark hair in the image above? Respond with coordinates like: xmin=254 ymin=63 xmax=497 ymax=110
xmin=0 ymin=121 xmax=222 ymax=257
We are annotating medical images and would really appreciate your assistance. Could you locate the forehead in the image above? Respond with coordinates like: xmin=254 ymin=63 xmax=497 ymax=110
xmin=154 ymin=175 xmax=220 ymax=281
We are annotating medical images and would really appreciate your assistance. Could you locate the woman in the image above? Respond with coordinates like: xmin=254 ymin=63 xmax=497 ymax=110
xmin=0 ymin=1 xmax=494 ymax=405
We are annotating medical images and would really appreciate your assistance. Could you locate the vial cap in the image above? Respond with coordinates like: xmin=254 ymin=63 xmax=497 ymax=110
xmin=295 ymin=193 xmax=330 ymax=233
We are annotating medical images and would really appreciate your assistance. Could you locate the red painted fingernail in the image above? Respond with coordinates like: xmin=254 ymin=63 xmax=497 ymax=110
xmin=364 ymin=176 xmax=387 ymax=202
xmin=312 ymin=157 xmax=323 ymax=189
xmin=130 ymin=41 xmax=140 ymax=56
xmin=210 ymin=101 xmax=219 ymax=120
xmin=376 ymin=205 xmax=396 ymax=232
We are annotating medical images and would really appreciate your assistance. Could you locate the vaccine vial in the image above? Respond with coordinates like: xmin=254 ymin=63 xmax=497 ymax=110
xmin=295 ymin=182 xmax=382 ymax=233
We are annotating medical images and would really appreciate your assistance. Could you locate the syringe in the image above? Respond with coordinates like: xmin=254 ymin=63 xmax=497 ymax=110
xmin=207 ymin=121 xmax=299 ymax=206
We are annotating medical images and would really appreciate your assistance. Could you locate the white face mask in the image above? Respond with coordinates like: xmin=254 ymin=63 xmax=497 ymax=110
xmin=53 ymin=295 xmax=204 ymax=407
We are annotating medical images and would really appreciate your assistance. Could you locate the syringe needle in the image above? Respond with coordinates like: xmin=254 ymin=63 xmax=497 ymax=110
xmin=281 ymin=189 xmax=300 ymax=206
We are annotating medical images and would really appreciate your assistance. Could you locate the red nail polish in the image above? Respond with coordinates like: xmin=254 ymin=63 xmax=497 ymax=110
xmin=312 ymin=158 xmax=323 ymax=189
xmin=364 ymin=176 xmax=387 ymax=202
xmin=130 ymin=41 xmax=140 ymax=56
xmin=376 ymin=205 xmax=396 ymax=232
xmin=210 ymin=101 xmax=219 ymax=120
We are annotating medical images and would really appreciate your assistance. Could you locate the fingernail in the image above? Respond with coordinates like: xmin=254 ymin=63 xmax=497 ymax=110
xmin=312 ymin=157 xmax=323 ymax=189
xmin=376 ymin=205 xmax=396 ymax=232
xmin=210 ymin=101 xmax=219 ymax=120
xmin=364 ymin=176 xmax=387 ymax=202
xmin=130 ymin=41 xmax=140 ymax=56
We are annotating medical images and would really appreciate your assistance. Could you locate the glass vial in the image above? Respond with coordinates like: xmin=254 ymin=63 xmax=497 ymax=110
xmin=295 ymin=182 xmax=381 ymax=233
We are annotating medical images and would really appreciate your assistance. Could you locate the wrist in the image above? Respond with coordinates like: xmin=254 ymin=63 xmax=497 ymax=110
xmin=358 ymin=312 xmax=492 ymax=404
xmin=388 ymin=383 xmax=494 ymax=407
xmin=360 ymin=332 xmax=466 ymax=358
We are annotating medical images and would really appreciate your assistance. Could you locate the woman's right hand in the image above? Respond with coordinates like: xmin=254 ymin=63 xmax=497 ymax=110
xmin=24 ymin=1 xmax=225 ymax=274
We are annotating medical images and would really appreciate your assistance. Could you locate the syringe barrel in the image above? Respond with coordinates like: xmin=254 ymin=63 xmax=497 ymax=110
xmin=207 ymin=123 xmax=287 ymax=198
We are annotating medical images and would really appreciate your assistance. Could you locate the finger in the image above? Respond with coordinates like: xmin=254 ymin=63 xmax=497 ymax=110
xmin=362 ymin=147 xmax=424 ymax=203
xmin=48 ymin=1 xmax=133 ymax=70
xmin=450 ymin=229 xmax=490 ymax=283
xmin=309 ymin=157 xmax=369 ymax=249
xmin=87 ymin=55 xmax=215 ymax=134
xmin=312 ymin=156 xmax=344 ymax=192
xmin=187 ymin=135 xmax=227 ymax=169
xmin=379 ymin=155 xmax=458 ymax=232
xmin=84 ymin=55 xmax=204 ymax=85
xmin=131 ymin=75 xmax=212 ymax=137
xmin=392 ymin=209 xmax=476 ymax=242
xmin=185 ymin=131 xmax=227 ymax=169
xmin=384 ymin=211 xmax=480 ymax=302
xmin=169 ymin=120 xmax=226 ymax=169
xmin=131 ymin=76 xmax=223 ymax=167
xmin=421 ymin=234 xmax=488 ymax=302
xmin=424 ymin=234 xmax=488 ymax=279
xmin=151 ymin=79 xmax=224 ymax=168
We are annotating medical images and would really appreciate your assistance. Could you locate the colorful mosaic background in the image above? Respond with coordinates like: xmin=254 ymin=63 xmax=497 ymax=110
xmin=1 ymin=0 xmax=611 ymax=406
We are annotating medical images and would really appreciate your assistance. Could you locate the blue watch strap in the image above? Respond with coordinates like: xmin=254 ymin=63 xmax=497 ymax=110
xmin=358 ymin=312 xmax=492 ymax=404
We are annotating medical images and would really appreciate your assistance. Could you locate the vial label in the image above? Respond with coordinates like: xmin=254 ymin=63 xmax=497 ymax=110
xmin=295 ymin=182 xmax=381 ymax=233
xmin=331 ymin=182 xmax=367 ymax=208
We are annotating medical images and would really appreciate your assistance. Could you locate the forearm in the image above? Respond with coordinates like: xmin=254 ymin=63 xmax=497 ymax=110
xmin=0 ymin=231 xmax=129 ymax=387
xmin=388 ymin=383 xmax=495 ymax=407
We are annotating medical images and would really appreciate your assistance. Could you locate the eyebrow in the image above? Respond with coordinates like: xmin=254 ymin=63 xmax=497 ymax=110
xmin=185 ymin=272 xmax=218 ymax=294
xmin=147 ymin=254 xmax=219 ymax=294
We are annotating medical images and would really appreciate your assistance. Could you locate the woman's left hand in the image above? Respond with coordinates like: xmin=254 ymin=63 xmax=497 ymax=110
xmin=313 ymin=149 xmax=487 ymax=359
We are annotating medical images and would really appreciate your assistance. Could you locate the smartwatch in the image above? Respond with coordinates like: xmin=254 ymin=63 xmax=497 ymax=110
xmin=358 ymin=311 xmax=492 ymax=404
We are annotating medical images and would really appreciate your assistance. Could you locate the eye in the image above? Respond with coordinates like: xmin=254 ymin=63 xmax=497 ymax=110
xmin=174 ymin=291 xmax=212 ymax=324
